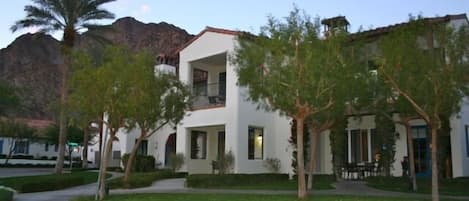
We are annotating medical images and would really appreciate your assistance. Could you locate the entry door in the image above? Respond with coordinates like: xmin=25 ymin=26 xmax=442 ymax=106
xmin=217 ymin=131 xmax=226 ymax=160
xmin=411 ymin=126 xmax=430 ymax=177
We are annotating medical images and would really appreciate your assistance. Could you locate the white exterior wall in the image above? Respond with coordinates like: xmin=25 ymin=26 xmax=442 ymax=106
xmin=451 ymin=97 xmax=469 ymax=177
xmin=0 ymin=137 xmax=79 ymax=159
xmin=177 ymin=31 xmax=297 ymax=174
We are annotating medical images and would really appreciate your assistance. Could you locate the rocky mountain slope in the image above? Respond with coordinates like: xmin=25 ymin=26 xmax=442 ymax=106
xmin=0 ymin=17 xmax=193 ymax=119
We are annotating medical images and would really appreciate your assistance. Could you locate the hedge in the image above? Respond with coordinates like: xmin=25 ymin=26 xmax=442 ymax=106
xmin=122 ymin=154 xmax=155 ymax=172
xmin=0 ymin=189 xmax=14 ymax=201
xmin=186 ymin=174 xmax=289 ymax=188
xmin=0 ymin=172 xmax=100 ymax=193
xmin=108 ymin=170 xmax=187 ymax=189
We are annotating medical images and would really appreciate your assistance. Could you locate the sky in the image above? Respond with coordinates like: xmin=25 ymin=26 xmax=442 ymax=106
xmin=0 ymin=0 xmax=468 ymax=49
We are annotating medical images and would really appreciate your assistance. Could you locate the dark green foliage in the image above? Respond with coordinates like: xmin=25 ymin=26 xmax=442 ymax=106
xmin=122 ymin=154 xmax=155 ymax=172
xmin=186 ymin=174 xmax=289 ymax=188
xmin=0 ymin=189 xmax=14 ymax=201
xmin=0 ymin=81 xmax=19 ymax=116
xmin=329 ymin=117 xmax=348 ymax=176
xmin=186 ymin=174 xmax=335 ymax=190
xmin=0 ymin=172 xmax=100 ymax=193
xmin=43 ymin=124 xmax=84 ymax=144
xmin=107 ymin=170 xmax=187 ymax=189
xmin=374 ymin=113 xmax=396 ymax=176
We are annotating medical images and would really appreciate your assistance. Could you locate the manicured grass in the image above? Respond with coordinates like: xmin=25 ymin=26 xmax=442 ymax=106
xmin=0 ymin=171 xmax=105 ymax=193
xmin=186 ymin=174 xmax=335 ymax=190
xmin=107 ymin=170 xmax=187 ymax=189
xmin=0 ymin=189 xmax=14 ymax=201
xmin=366 ymin=176 xmax=469 ymax=196
xmin=72 ymin=193 xmax=458 ymax=201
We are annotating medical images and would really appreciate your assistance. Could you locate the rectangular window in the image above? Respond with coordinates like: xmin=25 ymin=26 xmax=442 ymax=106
xmin=14 ymin=140 xmax=29 ymax=154
xmin=136 ymin=140 xmax=148 ymax=155
xmin=248 ymin=127 xmax=263 ymax=160
xmin=191 ymin=131 xmax=207 ymax=159
xmin=350 ymin=129 xmax=368 ymax=163
xmin=0 ymin=140 xmax=3 ymax=154
xmin=45 ymin=142 xmax=49 ymax=152
xmin=113 ymin=151 xmax=121 ymax=159
xmin=55 ymin=144 xmax=58 ymax=152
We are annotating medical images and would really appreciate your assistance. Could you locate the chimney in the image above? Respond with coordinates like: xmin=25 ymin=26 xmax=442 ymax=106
xmin=321 ymin=16 xmax=350 ymax=37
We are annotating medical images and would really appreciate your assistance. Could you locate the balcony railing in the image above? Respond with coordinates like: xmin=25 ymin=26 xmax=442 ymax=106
xmin=192 ymin=82 xmax=226 ymax=108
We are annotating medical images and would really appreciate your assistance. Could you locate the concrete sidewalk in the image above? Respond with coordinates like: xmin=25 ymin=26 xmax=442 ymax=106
xmin=13 ymin=177 xmax=469 ymax=201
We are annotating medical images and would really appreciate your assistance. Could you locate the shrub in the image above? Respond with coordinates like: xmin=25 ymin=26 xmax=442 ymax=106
xmin=38 ymin=156 xmax=49 ymax=160
xmin=107 ymin=170 xmax=187 ymax=189
xmin=11 ymin=155 xmax=34 ymax=159
xmin=122 ymin=154 xmax=155 ymax=172
xmin=168 ymin=153 xmax=185 ymax=172
xmin=218 ymin=150 xmax=235 ymax=174
xmin=263 ymin=158 xmax=281 ymax=173
xmin=0 ymin=154 xmax=6 ymax=159
xmin=186 ymin=174 xmax=288 ymax=188
xmin=0 ymin=188 xmax=13 ymax=201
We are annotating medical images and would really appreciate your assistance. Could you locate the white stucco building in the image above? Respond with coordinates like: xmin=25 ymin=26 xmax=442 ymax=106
xmin=89 ymin=14 xmax=469 ymax=178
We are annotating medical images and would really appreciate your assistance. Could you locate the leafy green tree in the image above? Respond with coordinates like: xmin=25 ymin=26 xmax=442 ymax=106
xmin=122 ymin=52 xmax=191 ymax=183
xmin=0 ymin=119 xmax=36 ymax=164
xmin=12 ymin=0 xmax=115 ymax=174
xmin=43 ymin=124 xmax=85 ymax=168
xmin=0 ymin=82 xmax=19 ymax=116
xmin=233 ymin=9 xmax=363 ymax=198
xmin=70 ymin=46 xmax=155 ymax=200
xmin=377 ymin=17 xmax=469 ymax=201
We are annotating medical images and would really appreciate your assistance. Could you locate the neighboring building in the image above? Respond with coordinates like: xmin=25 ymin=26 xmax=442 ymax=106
xmin=89 ymin=14 xmax=469 ymax=178
xmin=0 ymin=119 xmax=76 ymax=161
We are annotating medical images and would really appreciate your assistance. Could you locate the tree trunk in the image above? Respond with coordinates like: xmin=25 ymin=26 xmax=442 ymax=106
xmin=404 ymin=121 xmax=417 ymax=192
xmin=55 ymin=61 xmax=69 ymax=174
xmin=307 ymin=127 xmax=319 ymax=190
xmin=123 ymin=132 xmax=146 ymax=183
xmin=430 ymin=125 xmax=439 ymax=201
xmin=98 ymin=132 xmax=114 ymax=200
xmin=5 ymin=139 xmax=15 ymax=165
xmin=98 ymin=118 xmax=103 ymax=167
xmin=296 ymin=117 xmax=307 ymax=199
xmin=82 ymin=128 xmax=89 ymax=169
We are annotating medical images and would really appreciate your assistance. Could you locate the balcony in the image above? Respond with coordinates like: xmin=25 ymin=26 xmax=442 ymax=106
xmin=192 ymin=82 xmax=226 ymax=109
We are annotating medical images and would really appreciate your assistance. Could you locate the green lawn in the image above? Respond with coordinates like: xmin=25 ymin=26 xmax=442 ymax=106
xmin=0 ymin=171 xmax=105 ymax=193
xmin=107 ymin=171 xmax=186 ymax=189
xmin=186 ymin=174 xmax=335 ymax=190
xmin=366 ymin=176 xmax=469 ymax=196
xmin=72 ymin=193 xmax=458 ymax=201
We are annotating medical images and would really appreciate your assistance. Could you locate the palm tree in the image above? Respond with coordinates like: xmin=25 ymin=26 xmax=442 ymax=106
xmin=11 ymin=0 xmax=115 ymax=174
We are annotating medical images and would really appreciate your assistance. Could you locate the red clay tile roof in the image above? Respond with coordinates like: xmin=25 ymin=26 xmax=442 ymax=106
xmin=15 ymin=118 xmax=55 ymax=130
xmin=350 ymin=14 xmax=468 ymax=39
xmin=175 ymin=26 xmax=240 ymax=53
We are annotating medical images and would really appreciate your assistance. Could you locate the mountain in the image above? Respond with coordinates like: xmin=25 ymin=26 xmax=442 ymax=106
xmin=0 ymin=17 xmax=194 ymax=119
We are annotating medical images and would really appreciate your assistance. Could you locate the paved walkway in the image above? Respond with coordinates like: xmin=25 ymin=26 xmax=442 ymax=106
xmin=13 ymin=177 xmax=469 ymax=201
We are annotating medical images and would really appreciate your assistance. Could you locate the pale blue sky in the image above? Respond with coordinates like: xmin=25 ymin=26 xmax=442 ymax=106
xmin=1 ymin=0 xmax=468 ymax=48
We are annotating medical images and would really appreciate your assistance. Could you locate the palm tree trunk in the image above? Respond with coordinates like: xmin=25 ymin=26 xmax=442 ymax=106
xmin=430 ymin=125 xmax=439 ymax=201
xmin=296 ymin=117 xmax=307 ymax=199
xmin=55 ymin=60 xmax=69 ymax=174
xmin=123 ymin=131 xmax=146 ymax=183
xmin=307 ymin=127 xmax=319 ymax=190
xmin=404 ymin=121 xmax=417 ymax=191
xmin=98 ymin=132 xmax=114 ymax=200
xmin=82 ymin=127 xmax=89 ymax=169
